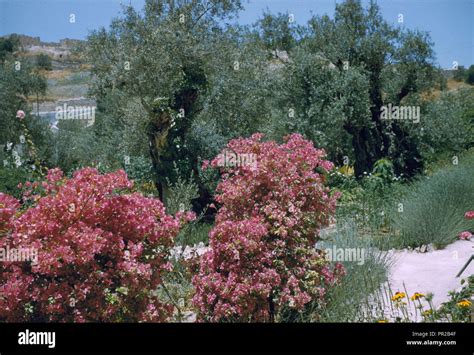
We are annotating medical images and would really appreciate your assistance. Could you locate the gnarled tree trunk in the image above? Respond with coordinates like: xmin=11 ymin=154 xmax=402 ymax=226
xmin=147 ymin=109 xmax=172 ymax=201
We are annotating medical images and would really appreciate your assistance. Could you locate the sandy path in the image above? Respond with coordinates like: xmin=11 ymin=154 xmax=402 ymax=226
xmin=388 ymin=240 xmax=474 ymax=307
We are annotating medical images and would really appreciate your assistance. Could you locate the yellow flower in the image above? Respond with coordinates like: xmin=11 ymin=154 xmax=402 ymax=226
xmin=457 ymin=300 xmax=472 ymax=308
xmin=377 ymin=319 xmax=388 ymax=323
xmin=391 ymin=292 xmax=406 ymax=301
xmin=411 ymin=292 xmax=425 ymax=301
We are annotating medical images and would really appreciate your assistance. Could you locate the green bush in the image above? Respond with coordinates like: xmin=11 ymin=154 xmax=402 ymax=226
xmin=372 ymin=158 xmax=395 ymax=183
xmin=415 ymin=88 xmax=474 ymax=160
xmin=390 ymin=153 xmax=474 ymax=249
xmin=123 ymin=155 xmax=154 ymax=183
xmin=433 ymin=276 xmax=474 ymax=322
xmin=0 ymin=35 xmax=19 ymax=62
xmin=35 ymin=54 xmax=52 ymax=71
xmin=452 ymin=65 xmax=466 ymax=82
xmin=165 ymin=163 xmax=199 ymax=216
xmin=175 ymin=221 xmax=211 ymax=247
xmin=329 ymin=164 xmax=403 ymax=238
xmin=0 ymin=165 xmax=32 ymax=199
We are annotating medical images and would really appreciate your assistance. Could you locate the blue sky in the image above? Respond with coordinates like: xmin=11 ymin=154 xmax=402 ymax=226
xmin=0 ymin=0 xmax=472 ymax=68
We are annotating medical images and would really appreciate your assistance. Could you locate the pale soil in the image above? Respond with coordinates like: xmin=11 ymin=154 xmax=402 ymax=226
xmin=372 ymin=240 xmax=474 ymax=321
xmin=387 ymin=240 xmax=474 ymax=306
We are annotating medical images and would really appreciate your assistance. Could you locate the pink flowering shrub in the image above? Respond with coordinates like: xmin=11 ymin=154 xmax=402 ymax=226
xmin=192 ymin=133 xmax=344 ymax=322
xmin=0 ymin=168 xmax=194 ymax=322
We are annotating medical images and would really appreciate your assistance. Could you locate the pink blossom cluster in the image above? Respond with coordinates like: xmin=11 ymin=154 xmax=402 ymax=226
xmin=193 ymin=133 xmax=344 ymax=322
xmin=458 ymin=231 xmax=472 ymax=240
xmin=0 ymin=167 xmax=194 ymax=322
xmin=458 ymin=210 xmax=474 ymax=240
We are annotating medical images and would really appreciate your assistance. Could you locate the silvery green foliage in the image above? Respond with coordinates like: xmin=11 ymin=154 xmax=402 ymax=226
xmin=123 ymin=155 xmax=154 ymax=183
xmin=255 ymin=11 xmax=298 ymax=52
xmin=277 ymin=0 xmax=442 ymax=176
xmin=277 ymin=48 xmax=372 ymax=164
xmin=195 ymin=29 xmax=277 ymax=141
xmin=391 ymin=155 xmax=474 ymax=249
xmin=417 ymin=89 xmax=473 ymax=158
xmin=86 ymin=0 xmax=244 ymax=186
xmin=87 ymin=0 xmax=243 ymax=111
xmin=0 ymin=53 xmax=47 ymax=149
xmin=0 ymin=46 xmax=53 ymax=170
xmin=165 ymin=163 xmax=199 ymax=215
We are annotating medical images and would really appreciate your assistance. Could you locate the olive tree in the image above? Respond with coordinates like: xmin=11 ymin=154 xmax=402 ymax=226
xmin=285 ymin=0 xmax=442 ymax=176
xmin=87 ymin=0 xmax=243 ymax=199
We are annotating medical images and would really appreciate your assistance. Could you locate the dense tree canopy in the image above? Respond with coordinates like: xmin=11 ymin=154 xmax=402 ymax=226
xmin=283 ymin=0 xmax=442 ymax=176
xmin=85 ymin=0 xmax=445 ymax=196
xmin=0 ymin=36 xmax=48 ymax=157
xmin=87 ymin=0 xmax=244 ymax=199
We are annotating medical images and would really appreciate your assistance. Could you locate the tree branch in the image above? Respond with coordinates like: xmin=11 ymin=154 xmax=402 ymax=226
xmin=192 ymin=3 xmax=212 ymax=29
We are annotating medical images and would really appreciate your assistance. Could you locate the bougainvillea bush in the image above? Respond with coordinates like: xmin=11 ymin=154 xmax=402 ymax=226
xmin=0 ymin=168 xmax=194 ymax=322
xmin=192 ymin=133 xmax=344 ymax=322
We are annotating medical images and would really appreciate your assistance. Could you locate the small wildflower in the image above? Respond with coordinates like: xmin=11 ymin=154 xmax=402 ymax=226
xmin=391 ymin=292 xmax=406 ymax=301
xmin=457 ymin=300 xmax=472 ymax=308
xmin=16 ymin=110 xmax=25 ymax=120
xmin=411 ymin=292 xmax=425 ymax=301
xmin=458 ymin=231 xmax=472 ymax=240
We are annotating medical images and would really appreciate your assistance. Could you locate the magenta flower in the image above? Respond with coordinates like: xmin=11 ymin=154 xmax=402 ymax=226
xmin=458 ymin=231 xmax=472 ymax=240
xmin=201 ymin=160 xmax=210 ymax=170
xmin=16 ymin=110 xmax=25 ymax=120
xmin=464 ymin=211 xmax=474 ymax=220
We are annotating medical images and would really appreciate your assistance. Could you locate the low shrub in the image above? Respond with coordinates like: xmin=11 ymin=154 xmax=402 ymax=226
xmin=390 ymin=154 xmax=474 ymax=249
xmin=433 ymin=276 xmax=473 ymax=322
xmin=0 ymin=166 xmax=32 ymax=199
xmin=316 ymin=221 xmax=392 ymax=322
xmin=329 ymin=168 xmax=402 ymax=238
xmin=35 ymin=54 xmax=52 ymax=71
